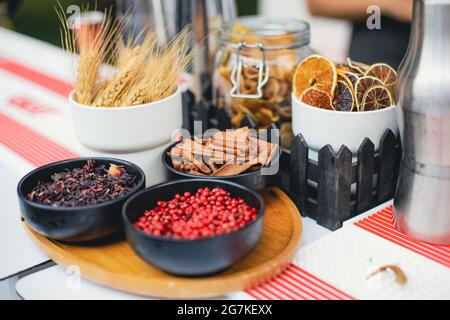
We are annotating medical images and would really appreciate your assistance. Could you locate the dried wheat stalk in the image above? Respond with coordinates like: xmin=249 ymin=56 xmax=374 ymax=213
xmin=93 ymin=46 xmax=141 ymax=107
xmin=57 ymin=4 xmax=119 ymax=105
xmin=124 ymin=27 xmax=193 ymax=106
xmin=58 ymin=5 xmax=193 ymax=108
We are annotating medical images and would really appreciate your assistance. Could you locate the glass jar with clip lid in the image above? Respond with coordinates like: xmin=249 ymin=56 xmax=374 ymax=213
xmin=213 ymin=16 xmax=312 ymax=149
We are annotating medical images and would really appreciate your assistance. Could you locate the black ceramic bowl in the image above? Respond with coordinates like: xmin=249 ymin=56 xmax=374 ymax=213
xmin=17 ymin=157 xmax=146 ymax=242
xmin=122 ymin=179 xmax=265 ymax=276
xmin=162 ymin=141 xmax=279 ymax=191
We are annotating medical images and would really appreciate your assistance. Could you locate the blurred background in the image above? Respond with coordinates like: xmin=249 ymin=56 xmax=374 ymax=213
xmin=0 ymin=0 xmax=411 ymax=66
xmin=0 ymin=0 xmax=350 ymax=62
xmin=0 ymin=0 xmax=256 ymax=46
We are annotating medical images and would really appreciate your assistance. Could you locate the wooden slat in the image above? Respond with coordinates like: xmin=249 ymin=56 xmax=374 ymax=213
xmin=335 ymin=146 xmax=353 ymax=223
xmin=356 ymin=138 xmax=375 ymax=214
xmin=377 ymin=130 xmax=396 ymax=202
xmin=317 ymin=145 xmax=352 ymax=230
xmin=290 ymin=134 xmax=308 ymax=216
xmin=279 ymin=150 xmax=291 ymax=191
xmin=307 ymin=161 xmax=319 ymax=181
xmin=317 ymin=145 xmax=337 ymax=229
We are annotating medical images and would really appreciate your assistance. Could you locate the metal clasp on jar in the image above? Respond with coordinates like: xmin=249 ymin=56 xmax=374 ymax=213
xmin=230 ymin=42 xmax=270 ymax=99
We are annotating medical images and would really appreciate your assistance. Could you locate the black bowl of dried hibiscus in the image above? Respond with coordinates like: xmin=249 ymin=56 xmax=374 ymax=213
xmin=17 ymin=157 xmax=145 ymax=242
xmin=122 ymin=179 xmax=264 ymax=276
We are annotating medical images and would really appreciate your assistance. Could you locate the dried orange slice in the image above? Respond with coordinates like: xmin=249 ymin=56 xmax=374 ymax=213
xmin=337 ymin=68 xmax=358 ymax=93
xmin=293 ymin=54 xmax=337 ymax=99
xmin=361 ymin=85 xmax=393 ymax=111
xmin=337 ymin=67 xmax=358 ymax=83
xmin=347 ymin=57 xmax=369 ymax=74
xmin=338 ymin=74 xmax=354 ymax=92
xmin=365 ymin=63 xmax=397 ymax=86
xmin=365 ymin=63 xmax=397 ymax=97
xmin=333 ymin=81 xmax=354 ymax=112
xmin=336 ymin=66 xmax=352 ymax=75
xmin=346 ymin=72 xmax=359 ymax=87
xmin=355 ymin=76 xmax=383 ymax=109
xmin=300 ymin=87 xmax=334 ymax=110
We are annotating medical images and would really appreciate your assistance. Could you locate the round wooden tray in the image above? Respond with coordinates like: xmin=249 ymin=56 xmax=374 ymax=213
xmin=24 ymin=187 xmax=302 ymax=298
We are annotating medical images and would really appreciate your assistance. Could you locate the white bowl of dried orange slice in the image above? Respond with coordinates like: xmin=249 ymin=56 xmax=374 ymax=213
xmin=291 ymin=54 xmax=398 ymax=158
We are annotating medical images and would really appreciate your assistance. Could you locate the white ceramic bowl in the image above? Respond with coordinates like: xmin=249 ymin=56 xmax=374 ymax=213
xmin=292 ymin=93 xmax=398 ymax=157
xmin=69 ymin=88 xmax=182 ymax=153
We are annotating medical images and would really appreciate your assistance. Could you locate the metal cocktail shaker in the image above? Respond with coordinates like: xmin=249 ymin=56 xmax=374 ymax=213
xmin=394 ymin=0 xmax=450 ymax=244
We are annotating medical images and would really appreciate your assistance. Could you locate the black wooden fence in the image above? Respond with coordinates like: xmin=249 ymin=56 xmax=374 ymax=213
xmin=182 ymin=90 xmax=402 ymax=230
xmin=288 ymin=131 xmax=401 ymax=230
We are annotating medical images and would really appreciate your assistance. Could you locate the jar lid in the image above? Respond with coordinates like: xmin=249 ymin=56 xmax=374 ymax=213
xmin=221 ymin=16 xmax=310 ymax=50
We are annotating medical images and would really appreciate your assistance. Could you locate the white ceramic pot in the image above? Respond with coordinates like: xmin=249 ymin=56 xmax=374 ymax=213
xmin=69 ymin=88 xmax=182 ymax=153
xmin=292 ymin=93 xmax=398 ymax=159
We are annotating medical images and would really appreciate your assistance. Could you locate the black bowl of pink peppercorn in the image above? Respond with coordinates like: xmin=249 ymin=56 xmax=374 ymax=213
xmin=122 ymin=179 xmax=264 ymax=276
xmin=17 ymin=157 xmax=145 ymax=242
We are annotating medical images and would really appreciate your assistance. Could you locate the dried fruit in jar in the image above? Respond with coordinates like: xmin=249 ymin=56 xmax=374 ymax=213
xmin=214 ymin=21 xmax=302 ymax=150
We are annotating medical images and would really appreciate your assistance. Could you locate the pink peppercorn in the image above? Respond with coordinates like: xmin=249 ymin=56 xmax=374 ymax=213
xmin=133 ymin=187 xmax=258 ymax=240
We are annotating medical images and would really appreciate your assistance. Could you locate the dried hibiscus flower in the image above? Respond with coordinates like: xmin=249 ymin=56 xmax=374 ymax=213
xmin=27 ymin=160 xmax=137 ymax=207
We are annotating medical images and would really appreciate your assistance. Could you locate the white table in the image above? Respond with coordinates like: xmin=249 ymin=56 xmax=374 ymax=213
xmin=15 ymin=217 xmax=331 ymax=300
xmin=0 ymin=153 xmax=49 ymax=280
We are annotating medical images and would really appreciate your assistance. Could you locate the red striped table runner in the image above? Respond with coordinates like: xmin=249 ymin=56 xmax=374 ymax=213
xmin=0 ymin=112 xmax=78 ymax=167
xmin=0 ymin=58 xmax=78 ymax=166
xmin=354 ymin=205 xmax=450 ymax=269
xmin=0 ymin=59 xmax=72 ymax=97
xmin=245 ymin=264 xmax=354 ymax=300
